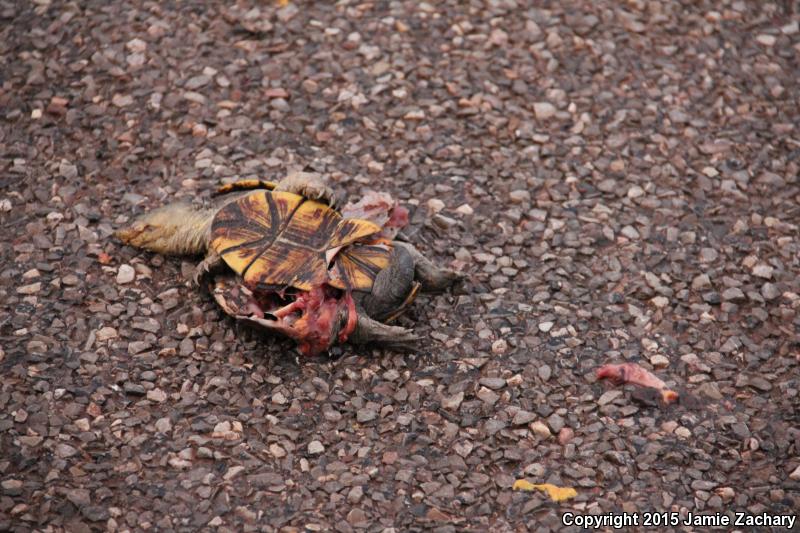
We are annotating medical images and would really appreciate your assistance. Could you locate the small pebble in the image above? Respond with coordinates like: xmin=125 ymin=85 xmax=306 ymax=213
xmin=455 ymin=203 xmax=474 ymax=215
xmin=491 ymin=339 xmax=508 ymax=354
xmin=155 ymin=417 xmax=172 ymax=433
xmin=427 ymin=198 xmax=445 ymax=213
xmin=756 ymin=34 xmax=776 ymax=46
xmin=752 ymin=264 xmax=773 ymax=279
xmin=529 ymin=421 xmax=552 ymax=438
xmin=116 ymin=264 xmax=136 ymax=284
xmin=308 ymin=441 xmax=325 ymax=454
xmin=649 ymin=354 xmax=669 ymax=367
xmin=533 ymin=102 xmax=556 ymax=119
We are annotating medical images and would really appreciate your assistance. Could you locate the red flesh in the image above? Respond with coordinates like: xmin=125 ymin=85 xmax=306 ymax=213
xmin=386 ymin=205 xmax=409 ymax=232
xmin=228 ymin=283 xmax=354 ymax=356
xmin=341 ymin=191 xmax=394 ymax=223
xmin=290 ymin=286 xmax=345 ymax=355
xmin=596 ymin=363 xmax=679 ymax=404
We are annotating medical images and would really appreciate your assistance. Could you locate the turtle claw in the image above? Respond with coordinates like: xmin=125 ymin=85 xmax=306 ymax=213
xmin=303 ymin=182 xmax=336 ymax=206
xmin=192 ymin=252 xmax=224 ymax=287
xmin=276 ymin=171 xmax=338 ymax=207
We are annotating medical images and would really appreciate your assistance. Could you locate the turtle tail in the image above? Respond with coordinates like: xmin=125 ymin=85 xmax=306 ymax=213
xmin=116 ymin=203 xmax=215 ymax=256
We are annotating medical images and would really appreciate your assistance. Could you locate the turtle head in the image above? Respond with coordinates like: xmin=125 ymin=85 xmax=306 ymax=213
xmin=116 ymin=204 xmax=212 ymax=256
xmin=115 ymin=213 xmax=170 ymax=252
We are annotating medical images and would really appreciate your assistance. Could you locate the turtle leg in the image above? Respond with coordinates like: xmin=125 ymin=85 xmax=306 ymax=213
xmin=358 ymin=244 xmax=419 ymax=322
xmin=274 ymin=171 xmax=341 ymax=207
xmin=348 ymin=313 xmax=419 ymax=348
xmin=192 ymin=251 xmax=225 ymax=286
xmin=383 ymin=283 xmax=421 ymax=323
xmin=393 ymin=241 xmax=463 ymax=292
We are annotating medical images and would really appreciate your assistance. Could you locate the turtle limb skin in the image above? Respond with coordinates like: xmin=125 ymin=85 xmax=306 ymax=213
xmin=274 ymin=171 xmax=341 ymax=207
xmin=348 ymin=313 xmax=419 ymax=348
xmin=381 ymin=282 xmax=420 ymax=323
xmin=115 ymin=203 xmax=215 ymax=256
xmin=393 ymin=241 xmax=463 ymax=292
xmin=357 ymin=244 xmax=418 ymax=321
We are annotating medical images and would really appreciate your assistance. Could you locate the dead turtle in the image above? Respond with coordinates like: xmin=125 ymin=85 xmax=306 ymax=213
xmin=115 ymin=172 xmax=460 ymax=355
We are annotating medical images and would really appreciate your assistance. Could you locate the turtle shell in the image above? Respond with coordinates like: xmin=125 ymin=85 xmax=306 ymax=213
xmin=210 ymin=190 xmax=384 ymax=291
xmin=327 ymin=242 xmax=392 ymax=291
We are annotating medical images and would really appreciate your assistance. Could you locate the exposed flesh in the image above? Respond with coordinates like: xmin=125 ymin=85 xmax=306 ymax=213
xmin=340 ymin=191 xmax=409 ymax=239
xmin=212 ymin=277 xmax=356 ymax=356
xmin=596 ymin=363 xmax=679 ymax=404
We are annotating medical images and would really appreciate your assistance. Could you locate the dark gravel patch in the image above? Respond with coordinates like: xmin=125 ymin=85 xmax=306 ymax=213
xmin=1 ymin=0 xmax=799 ymax=531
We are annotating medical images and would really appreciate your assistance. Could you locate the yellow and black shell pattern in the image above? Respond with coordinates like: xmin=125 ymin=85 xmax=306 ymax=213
xmin=327 ymin=242 xmax=393 ymax=291
xmin=210 ymin=190 xmax=387 ymax=291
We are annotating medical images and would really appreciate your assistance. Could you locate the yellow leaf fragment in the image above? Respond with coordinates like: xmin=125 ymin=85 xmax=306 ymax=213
xmin=512 ymin=480 xmax=577 ymax=502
